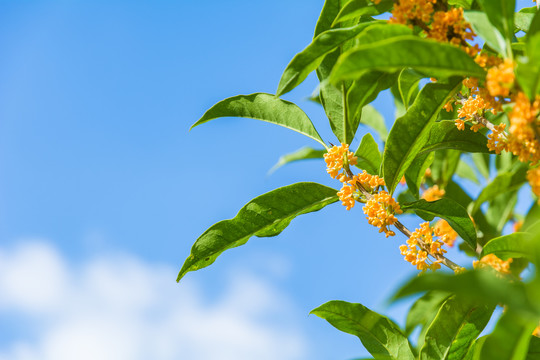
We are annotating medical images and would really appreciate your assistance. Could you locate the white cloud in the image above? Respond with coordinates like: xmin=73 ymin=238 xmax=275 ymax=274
xmin=0 ymin=241 xmax=307 ymax=360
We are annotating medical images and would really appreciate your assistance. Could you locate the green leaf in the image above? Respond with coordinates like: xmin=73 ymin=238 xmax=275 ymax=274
xmin=359 ymin=104 xmax=389 ymax=142
xmin=269 ymin=147 xmax=326 ymax=174
xmin=405 ymin=152 xmax=434 ymax=198
xmin=397 ymin=68 xmax=423 ymax=109
xmin=464 ymin=11 xmax=508 ymax=56
xmin=516 ymin=33 xmax=540 ymax=101
xmin=277 ymin=21 xmax=377 ymax=96
xmin=448 ymin=0 xmax=474 ymax=9
xmin=383 ymin=79 xmax=462 ymax=195
xmin=311 ymin=300 xmax=415 ymax=360
xmin=314 ymin=0 xmax=345 ymax=37
xmin=485 ymin=190 xmax=518 ymax=233
xmin=529 ymin=9 xmax=540 ymax=38
xmin=471 ymin=153 xmax=490 ymax=180
xmin=354 ymin=133 xmax=382 ymax=175
xmin=401 ymin=198 xmax=477 ymax=249
xmin=177 ymin=182 xmax=338 ymax=281
xmin=464 ymin=336 xmax=488 ymax=360
xmin=191 ymin=93 xmax=326 ymax=147
xmin=332 ymin=0 xmax=394 ymax=25
xmin=480 ymin=309 xmax=538 ymax=360
xmin=481 ymin=232 xmax=537 ymax=261
xmin=527 ymin=336 xmax=540 ymax=360
xmin=331 ymin=37 xmax=485 ymax=84
xmin=347 ymin=72 xmax=397 ymax=140
xmin=469 ymin=164 xmax=528 ymax=215
xmin=417 ymin=121 xmax=491 ymax=156
xmin=476 ymin=0 xmax=515 ymax=57
xmin=514 ymin=7 xmax=537 ymax=33
xmin=456 ymin=160 xmax=480 ymax=184
xmin=419 ymin=296 xmax=494 ymax=360
xmin=392 ymin=271 xmax=540 ymax=318
xmin=406 ymin=291 xmax=450 ymax=335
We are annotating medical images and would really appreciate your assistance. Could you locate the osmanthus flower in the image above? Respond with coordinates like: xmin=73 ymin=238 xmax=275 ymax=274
xmin=400 ymin=222 xmax=446 ymax=271
xmin=363 ymin=191 xmax=403 ymax=237
xmin=422 ymin=185 xmax=445 ymax=202
xmin=506 ymin=92 xmax=540 ymax=163
xmin=527 ymin=167 xmax=540 ymax=202
xmin=486 ymin=59 xmax=515 ymax=98
xmin=473 ymin=254 xmax=513 ymax=275
xmin=389 ymin=0 xmax=436 ymax=26
xmin=323 ymin=143 xmax=357 ymax=180
xmin=433 ymin=219 xmax=458 ymax=247
xmin=487 ymin=123 xmax=508 ymax=154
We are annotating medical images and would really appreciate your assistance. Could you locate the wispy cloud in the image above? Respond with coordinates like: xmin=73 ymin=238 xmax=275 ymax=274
xmin=0 ymin=241 xmax=307 ymax=360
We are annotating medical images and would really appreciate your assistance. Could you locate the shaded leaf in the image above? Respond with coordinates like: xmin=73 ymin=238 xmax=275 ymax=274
xmin=269 ymin=147 xmax=326 ymax=174
xmin=481 ymin=232 xmax=537 ymax=261
xmin=527 ymin=336 xmax=540 ymax=360
xmin=516 ymin=33 xmax=540 ymax=101
xmin=464 ymin=11 xmax=507 ymax=56
xmin=405 ymin=152 xmax=434 ymax=198
xmin=455 ymin=159 xmax=480 ymax=184
xmin=331 ymin=37 xmax=485 ymax=84
xmin=476 ymin=0 xmax=515 ymax=57
xmin=471 ymin=153 xmax=490 ymax=180
xmin=397 ymin=68 xmax=423 ymax=109
xmin=406 ymin=291 xmax=450 ymax=335
xmin=417 ymin=121 xmax=490 ymax=156
xmin=419 ymin=296 xmax=494 ymax=360
xmin=514 ymin=7 xmax=537 ymax=33
xmin=177 ymin=182 xmax=338 ymax=281
xmin=354 ymin=133 xmax=382 ymax=175
xmin=383 ymin=79 xmax=462 ymax=195
xmin=311 ymin=300 xmax=415 ymax=360
xmin=359 ymin=104 xmax=389 ymax=142
xmin=401 ymin=198 xmax=477 ymax=249
xmin=191 ymin=93 xmax=326 ymax=147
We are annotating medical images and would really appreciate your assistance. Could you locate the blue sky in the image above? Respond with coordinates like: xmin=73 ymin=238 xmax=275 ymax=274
xmin=0 ymin=1 xmax=535 ymax=359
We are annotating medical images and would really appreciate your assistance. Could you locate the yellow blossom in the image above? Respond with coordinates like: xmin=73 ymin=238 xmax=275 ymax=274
xmin=422 ymin=185 xmax=445 ymax=202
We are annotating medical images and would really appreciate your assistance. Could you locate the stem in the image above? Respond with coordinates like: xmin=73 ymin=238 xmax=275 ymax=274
xmin=345 ymin=168 xmax=465 ymax=272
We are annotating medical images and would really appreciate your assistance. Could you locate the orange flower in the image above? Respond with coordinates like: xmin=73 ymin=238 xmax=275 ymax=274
xmin=473 ymin=254 xmax=513 ymax=275
xmin=433 ymin=219 xmax=458 ymax=247
xmin=422 ymin=185 xmax=445 ymax=202
xmin=324 ymin=143 xmax=357 ymax=180
xmin=528 ymin=167 xmax=540 ymax=202
xmin=487 ymin=123 xmax=508 ymax=154
xmin=506 ymin=92 xmax=540 ymax=163
xmin=486 ymin=59 xmax=514 ymax=97
xmin=363 ymin=191 xmax=402 ymax=237
xmin=400 ymin=222 xmax=446 ymax=271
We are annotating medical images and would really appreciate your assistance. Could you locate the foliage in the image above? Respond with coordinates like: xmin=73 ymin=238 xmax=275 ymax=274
xmin=181 ymin=0 xmax=540 ymax=358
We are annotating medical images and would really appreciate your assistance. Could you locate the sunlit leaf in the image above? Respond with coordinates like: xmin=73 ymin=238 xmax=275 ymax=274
xmin=476 ymin=0 xmax=515 ymax=57
xmin=417 ymin=121 xmax=490 ymax=156
xmin=269 ymin=147 xmax=326 ymax=174
xmin=331 ymin=37 xmax=485 ymax=84
xmin=191 ymin=93 xmax=326 ymax=147
xmin=383 ymin=79 xmax=462 ymax=195
xmin=401 ymin=198 xmax=477 ymax=249
xmin=397 ymin=68 xmax=423 ymax=109
xmin=332 ymin=0 xmax=394 ymax=25
xmin=516 ymin=33 xmax=540 ymax=100
xmin=354 ymin=133 xmax=382 ymax=175
xmin=406 ymin=291 xmax=450 ymax=335
xmin=177 ymin=182 xmax=338 ymax=281
xmin=311 ymin=300 xmax=415 ymax=360
xmin=464 ymin=11 xmax=507 ymax=56
xmin=481 ymin=232 xmax=537 ymax=261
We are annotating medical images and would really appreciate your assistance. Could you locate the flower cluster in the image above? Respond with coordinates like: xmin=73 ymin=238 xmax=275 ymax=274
xmin=486 ymin=59 xmax=515 ymax=98
xmin=528 ymin=167 xmax=540 ymax=202
xmin=422 ymin=185 xmax=445 ymax=202
xmin=433 ymin=219 xmax=458 ymax=247
xmin=337 ymin=170 xmax=386 ymax=210
xmin=487 ymin=123 xmax=508 ymax=154
xmin=363 ymin=191 xmax=403 ymax=237
xmin=506 ymin=92 xmax=540 ymax=164
xmin=473 ymin=254 xmax=513 ymax=275
xmin=400 ymin=222 xmax=446 ymax=271
xmin=324 ymin=143 xmax=358 ymax=180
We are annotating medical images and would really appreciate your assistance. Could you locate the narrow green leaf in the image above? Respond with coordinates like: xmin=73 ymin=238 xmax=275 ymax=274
xmin=485 ymin=191 xmax=518 ymax=233
xmin=481 ymin=232 xmax=537 ymax=261
xmin=471 ymin=153 xmax=490 ymax=180
xmin=311 ymin=300 xmax=415 ymax=360
xmin=529 ymin=9 xmax=540 ymax=38
xmin=277 ymin=21 xmax=377 ymax=96
xmin=417 ymin=121 xmax=490 ymax=156
xmin=464 ymin=336 xmax=488 ymax=360
xmin=383 ymin=79 xmax=462 ymax=195
xmin=393 ymin=271 xmax=540 ymax=318
xmin=470 ymin=164 xmax=528 ymax=215
xmin=191 ymin=93 xmax=326 ymax=147
xmin=397 ymin=68 xmax=423 ymax=109
xmin=476 ymin=0 xmax=515 ymax=57
xmin=331 ymin=37 xmax=485 ymax=84
xmin=464 ymin=11 xmax=507 ymax=56
xmin=347 ymin=72 xmax=397 ymax=140
xmin=354 ymin=133 xmax=382 ymax=175
xmin=516 ymin=33 xmax=540 ymax=101
xmin=406 ymin=291 xmax=450 ymax=335
xmin=480 ymin=309 xmax=537 ymax=360
xmin=314 ymin=0 xmax=344 ymax=37
xmin=449 ymin=0 xmax=474 ymax=9
xmin=401 ymin=198 xmax=477 ymax=249
xmin=456 ymin=160 xmax=480 ymax=184
xmin=332 ymin=0 xmax=394 ymax=25
xmin=419 ymin=296 xmax=494 ymax=360
xmin=269 ymin=147 xmax=326 ymax=174
xmin=177 ymin=182 xmax=338 ymax=281
xmin=514 ymin=7 xmax=537 ymax=33
xmin=359 ymin=104 xmax=389 ymax=143
xmin=405 ymin=152 xmax=434 ymax=198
